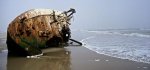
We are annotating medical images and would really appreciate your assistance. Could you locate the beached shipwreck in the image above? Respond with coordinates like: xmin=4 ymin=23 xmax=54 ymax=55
xmin=7 ymin=8 xmax=82 ymax=56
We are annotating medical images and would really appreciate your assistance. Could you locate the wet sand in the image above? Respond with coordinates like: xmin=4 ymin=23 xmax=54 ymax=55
xmin=0 ymin=46 xmax=150 ymax=70
xmin=0 ymin=32 xmax=150 ymax=70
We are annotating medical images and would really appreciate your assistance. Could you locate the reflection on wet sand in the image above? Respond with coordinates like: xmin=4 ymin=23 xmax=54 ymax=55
xmin=7 ymin=48 xmax=71 ymax=70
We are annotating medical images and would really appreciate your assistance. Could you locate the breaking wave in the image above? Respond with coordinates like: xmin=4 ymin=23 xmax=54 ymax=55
xmin=87 ymin=31 xmax=150 ymax=38
xmin=79 ymin=30 xmax=150 ymax=64
xmin=84 ymin=44 xmax=150 ymax=64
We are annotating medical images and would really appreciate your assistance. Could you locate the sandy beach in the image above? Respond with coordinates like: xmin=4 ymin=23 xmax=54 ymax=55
xmin=0 ymin=46 xmax=150 ymax=70
xmin=1 ymin=0 xmax=150 ymax=70
xmin=0 ymin=32 xmax=150 ymax=70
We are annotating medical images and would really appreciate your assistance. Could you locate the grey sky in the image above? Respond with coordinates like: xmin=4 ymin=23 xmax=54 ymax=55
xmin=0 ymin=0 xmax=150 ymax=32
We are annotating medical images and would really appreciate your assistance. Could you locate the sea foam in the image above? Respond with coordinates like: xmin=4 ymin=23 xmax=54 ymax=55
xmin=87 ymin=30 xmax=150 ymax=38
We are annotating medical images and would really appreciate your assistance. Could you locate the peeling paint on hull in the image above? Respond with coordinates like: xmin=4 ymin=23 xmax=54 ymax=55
xmin=7 ymin=8 xmax=76 ymax=56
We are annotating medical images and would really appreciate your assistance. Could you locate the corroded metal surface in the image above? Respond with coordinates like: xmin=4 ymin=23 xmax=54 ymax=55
xmin=7 ymin=8 xmax=76 ymax=55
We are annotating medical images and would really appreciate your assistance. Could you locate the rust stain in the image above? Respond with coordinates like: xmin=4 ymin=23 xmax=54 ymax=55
xmin=7 ymin=8 xmax=76 ymax=55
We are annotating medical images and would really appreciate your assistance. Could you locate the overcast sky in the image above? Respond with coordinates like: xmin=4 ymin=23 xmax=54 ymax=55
xmin=0 ymin=0 xmax=150 ymax=32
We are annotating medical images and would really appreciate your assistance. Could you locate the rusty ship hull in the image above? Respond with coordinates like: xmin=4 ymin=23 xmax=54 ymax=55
xmin=7 ymin=8 xmax=76 ymax=56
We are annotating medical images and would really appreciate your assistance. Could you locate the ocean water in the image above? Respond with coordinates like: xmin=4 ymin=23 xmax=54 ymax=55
xmin=1 ymin=29 xmax=150 ymax=65
xmin=72 ymin=29 xmax=150 ymax=64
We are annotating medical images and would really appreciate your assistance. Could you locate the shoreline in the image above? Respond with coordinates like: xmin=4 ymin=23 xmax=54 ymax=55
xmin=0 ymin=46 xmax=150 ymax=70
xmin=84 ymin=46 xmax=150 ymax=65
xmin=0 ymin=32 xmax=150 ymax=70
xmin=68 ymin=46 xmax=150 ymax=70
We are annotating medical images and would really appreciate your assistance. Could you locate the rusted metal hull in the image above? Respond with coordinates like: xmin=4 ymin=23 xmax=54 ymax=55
xmin=7 ymin=8 xmax=76 ymax=55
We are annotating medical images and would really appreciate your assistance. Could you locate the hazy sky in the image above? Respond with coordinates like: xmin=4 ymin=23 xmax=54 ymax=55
xmin=0 ymin=0 xmax=150 ymax=32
